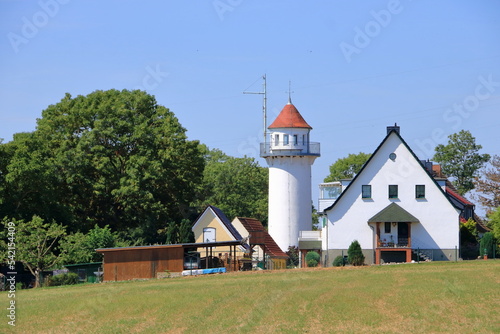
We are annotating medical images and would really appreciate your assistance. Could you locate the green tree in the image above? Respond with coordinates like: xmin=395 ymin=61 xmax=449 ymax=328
xmin=460 ymin=218 xmax=479 ymax=260
xmin=199 ymin=147 xmax=268 ymax=224
xmin=59 ymin=232 xmax=91 ymax=264
xmin=479 ymin=232 xmax=496 ymax=258
xmin=1 ymin=216 xmax=66 ymax=288
xmin=347 ymin=240 xmax=365 ymax=266
xmin=0 ymin=132 xmax=68 ymax=224
xmin=474 ymin=155 xmax=500 ymax=214
xmin=60 ymin=225 xmax=127 ymax=264
xmin=0 ymin=90 xmax=205 ymax=243
xmin=433 ymin=130 xmax=490 ymax=195
xmin=324 ymin=152 xmax=371 ymax=182
xmin=163 ymin=219 xmax=194 ymax=245
xmin=486 ymin=206 xmax=500 ymax=241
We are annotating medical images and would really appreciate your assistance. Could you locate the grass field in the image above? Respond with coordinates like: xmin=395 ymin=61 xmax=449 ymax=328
xmin=2 ymin=261 xmax=499 ymax=333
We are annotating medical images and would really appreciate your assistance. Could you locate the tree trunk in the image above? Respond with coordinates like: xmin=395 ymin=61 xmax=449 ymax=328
xmin=35 ymin=269 xmax=41 ymax=288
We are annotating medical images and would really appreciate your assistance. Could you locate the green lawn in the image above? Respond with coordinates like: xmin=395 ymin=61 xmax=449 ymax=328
xmin=2 ymin=261 xmax=499 ymax=333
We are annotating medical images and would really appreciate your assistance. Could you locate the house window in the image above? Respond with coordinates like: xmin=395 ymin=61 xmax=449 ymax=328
xmin=293 ymin=135 xmax=298 ymax=145
xmin=389 ymin=185 xmax=398 ymax=199
xmin=203 ymin=227 xmax=216 ymax=243
xmin=416 ymin=185 xmax=425 ymax=198
xmin=384 ymin=222 xmax=391 ymax=234
xmin=302 ymin=134 xmax=306 ymax=145
xmin=284 ymin=134 xmax=289 ymax=145
xmin=275 ymin=134 xmax=279 ymax=144
xmin=362 ymin=185 xmax=371 ymax=199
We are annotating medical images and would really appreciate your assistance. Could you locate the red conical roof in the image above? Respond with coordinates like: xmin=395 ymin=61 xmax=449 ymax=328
xmin=268 ymin=102 xmax=312 ymax=129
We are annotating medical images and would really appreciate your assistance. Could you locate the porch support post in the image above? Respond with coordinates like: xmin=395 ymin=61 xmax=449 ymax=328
xmin=406 ymin=249 xmax=412 ymax=263
xmin=376 ymin=222 xmax=381 ymax=247
xmin=233 ymin=245 xmax=237 ymax=272
xmin=375 ymin=249 xmax=381 ymax=265
xmin=407 ymin=222 xmax=411 ymax=248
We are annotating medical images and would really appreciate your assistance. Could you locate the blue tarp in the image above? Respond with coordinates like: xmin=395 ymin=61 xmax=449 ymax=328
xmin=202 ymin=268 xmax=226 ymax=274
xmin=182 ymin=267 xmax=226 ymax=276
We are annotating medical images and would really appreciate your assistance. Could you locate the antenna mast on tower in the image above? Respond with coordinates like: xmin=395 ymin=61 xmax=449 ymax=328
xmin=243 ymin=74 xmax=267 ymax=145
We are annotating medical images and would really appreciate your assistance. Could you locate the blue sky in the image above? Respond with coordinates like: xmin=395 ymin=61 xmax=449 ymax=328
xmin=1 ymin=0 xmax=499 ymax=213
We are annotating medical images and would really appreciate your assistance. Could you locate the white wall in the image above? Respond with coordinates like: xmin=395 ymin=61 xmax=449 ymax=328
xmin=326 ymin=133 xmax=460 ymax=251
xmin=267 ymin=155 xmax=316 ymax=252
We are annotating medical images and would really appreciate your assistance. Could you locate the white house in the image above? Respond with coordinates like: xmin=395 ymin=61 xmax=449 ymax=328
xmin=322 ymin=125 xmax=461 ymax=265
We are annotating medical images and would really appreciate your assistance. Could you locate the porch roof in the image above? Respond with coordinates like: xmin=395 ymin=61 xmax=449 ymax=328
xmin=368 ymin=203 xmax=420 ymax=223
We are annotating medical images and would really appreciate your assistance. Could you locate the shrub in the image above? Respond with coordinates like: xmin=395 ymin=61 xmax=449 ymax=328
xmin=332 ymin=255 xmax=345 ymax=267
xmin=307 ymin=259 xmax=319 ymax=267
xmin=305 ymin=251 xmax=320 ymax=267
xmin=348 ymin=240 xmax=365 ymax=266
xmin=286 ymin=246 xmax=299 ymax=268
xmin=480 ymin=232 xmax=496 ymax=257
xmin=50 ymin=272 xmax=80 ymax=286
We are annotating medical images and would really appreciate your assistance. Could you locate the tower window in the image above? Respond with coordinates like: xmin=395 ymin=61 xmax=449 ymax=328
xmin=275 ymin=134 xmax=279 ymax=144
xmin=416 ymin=185 xmax=425 ymax=198
xmin=389 ymin=185 xmax=398 ymax=199
xmin=293 ymin=135 xmax=298 ymax=145
xmin=362 ymin=185 xmax=371 ymax=199
xmin=302 ymin=134 xmax=306 ymax=145
xmin=284 ymin=134 xmax=289 ymax=145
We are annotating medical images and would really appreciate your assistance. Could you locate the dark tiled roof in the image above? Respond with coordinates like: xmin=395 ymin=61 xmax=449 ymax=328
xmin=268 ymin=102 xmax=312 ymax=129
xmin=236 ymin=217 xmax=288 ymax=259
xmin=445 ymin=184 xmax=474 ymax=206
xmin=209 ymin=206 xmax=244 ymax=241
xmin=473 ymin=213 xmax=491 ymax=233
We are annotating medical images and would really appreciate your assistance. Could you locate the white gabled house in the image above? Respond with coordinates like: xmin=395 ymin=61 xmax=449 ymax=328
xmin=322 ymin=125 xmax=461 ymax=265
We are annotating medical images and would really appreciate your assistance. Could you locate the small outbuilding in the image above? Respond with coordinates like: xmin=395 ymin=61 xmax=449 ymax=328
xmin=97 ymin=240 xmax=244 ymax=282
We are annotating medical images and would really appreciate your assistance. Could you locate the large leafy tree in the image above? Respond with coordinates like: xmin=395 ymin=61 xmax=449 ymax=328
xmin=199 ymin=147 xmax=268 ymax=225
xmin=1 ymin=90 xmax=205 ymax=243
xmin=433 ymin=130 xmax=490 ymax=195
xmin=474 ymin=155 xmax=500 ymax=214
xmin=60 ymin=224 xmax=125 ymax=264
xmin=324 ymin=152 xmax=371 ymax=182
xmin=0 ymin=132 xmax=67 ymax=224
xmin=1 ymin=216 xmax=66 ymax=288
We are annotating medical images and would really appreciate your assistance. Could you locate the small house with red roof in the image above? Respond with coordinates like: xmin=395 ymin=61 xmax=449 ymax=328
xmin=191 ymin=206 xmax=289 ymax=270
xmin=232 ymin=217 xmax=288 ymax=269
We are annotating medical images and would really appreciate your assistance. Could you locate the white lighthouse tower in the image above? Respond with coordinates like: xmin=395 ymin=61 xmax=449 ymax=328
xmin=261 ymin=98 xmax=320 ymax=252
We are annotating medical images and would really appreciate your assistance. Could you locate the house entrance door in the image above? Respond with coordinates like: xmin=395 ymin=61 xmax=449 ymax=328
xmin=397 ymin=222 xmax=409 ymax=246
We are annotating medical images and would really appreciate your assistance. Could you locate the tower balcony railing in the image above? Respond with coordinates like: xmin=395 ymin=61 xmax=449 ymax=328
xmin=260 ymin=142 xmax=320 ymax=157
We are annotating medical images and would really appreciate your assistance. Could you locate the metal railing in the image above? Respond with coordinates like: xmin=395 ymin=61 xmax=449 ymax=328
xmin=377 ymin=237 xmax=410 ymax=248
xmin=260 ymin=142 xmax=320 ymax=157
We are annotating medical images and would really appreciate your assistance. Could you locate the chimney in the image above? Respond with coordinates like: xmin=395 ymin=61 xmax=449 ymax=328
xmin=387 ymin=123 xmax=400 ymax=135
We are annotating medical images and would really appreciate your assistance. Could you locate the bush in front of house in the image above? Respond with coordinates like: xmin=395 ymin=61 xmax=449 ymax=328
xmin=332 ymin=255 xmax=346 ymax=267
xmin=305 ymin=251 xmax=320 ymax=267
xmin=286 ymin=246 xmax=300 ymax=268
xmin=348 ymin=240 xmax=365 ymax=266
xmin=50 ymin=272 xmax=80 ymax=286
xmin=480 ymin=232 xmax=496 ymax=258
